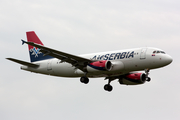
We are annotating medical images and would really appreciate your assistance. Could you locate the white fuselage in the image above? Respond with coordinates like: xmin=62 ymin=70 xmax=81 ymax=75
xmin=21 ymin=47 xmax=172 ymax=78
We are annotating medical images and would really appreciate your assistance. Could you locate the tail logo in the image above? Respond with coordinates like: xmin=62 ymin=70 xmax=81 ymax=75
xmin=30 ymin=47 xmax=42 ymax=57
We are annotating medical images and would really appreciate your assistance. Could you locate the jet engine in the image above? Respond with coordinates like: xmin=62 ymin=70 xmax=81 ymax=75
xmin=87 ymin=60 xmax=112 ymax=72
xmin=75 ymin=60 xmax=125 ymax=75
xmin=119 ymin=73 xmax=146 ymax=85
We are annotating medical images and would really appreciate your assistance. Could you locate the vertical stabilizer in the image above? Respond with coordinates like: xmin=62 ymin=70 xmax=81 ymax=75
xmin=26 ymin=31 xmax=53 ymax=62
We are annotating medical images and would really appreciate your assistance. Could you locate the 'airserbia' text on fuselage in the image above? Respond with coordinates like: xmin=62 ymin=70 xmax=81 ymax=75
xmin=92 ymin=51 xmax=134 ymax=60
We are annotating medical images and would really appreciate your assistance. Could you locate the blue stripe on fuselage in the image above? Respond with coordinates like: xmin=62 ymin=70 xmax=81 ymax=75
xmin=88 ymin=64 xmax=106 ymax=71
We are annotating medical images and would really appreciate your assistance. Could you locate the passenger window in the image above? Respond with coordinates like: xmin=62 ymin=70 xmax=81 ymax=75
xmin=157 ymin=51 xmax=160 ymax=53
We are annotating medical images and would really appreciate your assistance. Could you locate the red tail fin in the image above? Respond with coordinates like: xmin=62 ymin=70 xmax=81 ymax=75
xmin=26 ymin=31 xmax=44 ymax=50
xmin=26 ymin=31 xmax=53 ymax=62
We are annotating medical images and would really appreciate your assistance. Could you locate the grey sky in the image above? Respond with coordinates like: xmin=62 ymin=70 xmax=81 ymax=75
xmin=0 ymin=0 xmax=180 ymax=120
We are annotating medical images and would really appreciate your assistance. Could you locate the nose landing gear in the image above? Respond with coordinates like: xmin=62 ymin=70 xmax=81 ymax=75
xmin=145 ymin=69 xmax=151 ymax=82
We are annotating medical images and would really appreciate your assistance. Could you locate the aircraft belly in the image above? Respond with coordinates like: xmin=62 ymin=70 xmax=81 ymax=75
xmin=52 ymin=62 xmax=79 ymax=77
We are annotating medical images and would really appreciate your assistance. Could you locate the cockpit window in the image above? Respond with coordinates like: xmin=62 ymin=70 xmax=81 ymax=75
xmin=161 ymin=51 xmax=166 ymax=54
xmin=152 ymin=51 xmax=166 ymax=54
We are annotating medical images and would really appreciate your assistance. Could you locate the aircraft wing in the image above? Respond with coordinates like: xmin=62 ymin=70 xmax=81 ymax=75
xmin=22 ymin=40 xmax=93 ymax=71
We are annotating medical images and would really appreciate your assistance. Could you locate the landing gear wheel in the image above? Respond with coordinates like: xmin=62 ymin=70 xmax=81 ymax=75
xmin=146 ymin=77 xmax=151 ymax=82
xmin=104 ymin=84 xmax=113 ymax=92
xmin=80 ymin=76 xmax=89 ymax=84
xmin=145 ymin=69 xmax=151 ymax=82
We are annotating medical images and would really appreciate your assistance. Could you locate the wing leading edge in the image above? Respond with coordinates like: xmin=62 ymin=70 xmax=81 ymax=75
xmin=22 ymin=40 xmax=93 ymax=71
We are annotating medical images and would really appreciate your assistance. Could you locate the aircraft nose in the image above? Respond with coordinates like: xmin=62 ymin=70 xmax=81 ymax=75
xmin=165 ymin=54 xmax=173 ymax=65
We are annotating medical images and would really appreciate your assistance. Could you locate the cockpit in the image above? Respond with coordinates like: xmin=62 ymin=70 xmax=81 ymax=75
xmin=153 ymin=51 xmax=166 ymax=54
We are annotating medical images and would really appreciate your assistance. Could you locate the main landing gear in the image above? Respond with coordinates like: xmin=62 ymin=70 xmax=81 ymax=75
xmin=104 ymin=78 xmax=114 ymax=92
xmin=80 ymin=74 xmax=113 ymax=92
xmin=80 ymin=76 xmax=89 ymax=84
xmin=80 ymin=75 xmax=113 ymax=92
xmin=104 ymin=84 xmax=113 ymax=92
xmin=80 ymin=72 xmax=89 ymax=84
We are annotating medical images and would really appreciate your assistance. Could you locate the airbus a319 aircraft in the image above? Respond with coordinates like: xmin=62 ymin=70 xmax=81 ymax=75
xmin=7 ymin=31 xmax=173 ymax=92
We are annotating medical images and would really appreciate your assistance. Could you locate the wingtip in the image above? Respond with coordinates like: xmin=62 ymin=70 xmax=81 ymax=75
xmin=6 ymin=58 xmax=15 ymax=61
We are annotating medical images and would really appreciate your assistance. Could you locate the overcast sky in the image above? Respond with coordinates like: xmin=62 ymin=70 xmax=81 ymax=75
xmin=0 ymin=0 xmax=180 ymax=120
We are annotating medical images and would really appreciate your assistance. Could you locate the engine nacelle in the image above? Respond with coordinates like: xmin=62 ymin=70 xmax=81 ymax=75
xmin=110 ymin=61 xmax=124 ymax=71
xmin=119 ymin=73 xmax=146 ymax=85
xmin=87 ymin=60 xmax=112 ymax=72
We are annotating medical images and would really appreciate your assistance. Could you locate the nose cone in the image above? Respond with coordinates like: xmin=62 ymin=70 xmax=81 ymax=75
xmin=164 ymin=54 xmax=173 ymax=65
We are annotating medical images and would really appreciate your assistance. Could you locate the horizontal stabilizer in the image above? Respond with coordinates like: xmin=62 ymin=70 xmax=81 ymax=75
xmin=6 ymin=58 xmax=39 ymax=68
xmin=21 ymin=39 xmax=27 ymax=45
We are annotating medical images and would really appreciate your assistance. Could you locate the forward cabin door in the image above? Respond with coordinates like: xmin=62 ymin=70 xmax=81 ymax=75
xmin=140 ymin=48 xmax=147 ymax=59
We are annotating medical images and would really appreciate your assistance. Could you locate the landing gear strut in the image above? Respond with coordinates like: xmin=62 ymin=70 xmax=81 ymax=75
xmin=104 ymin=79 xmax=113 ymax=92
xmin=145 ymin=69 xmax=151 ymax=82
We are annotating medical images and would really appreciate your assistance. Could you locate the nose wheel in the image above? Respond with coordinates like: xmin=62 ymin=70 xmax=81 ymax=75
xmin=145 ymin=69 xmax=151 ymax=82
xmin=146 ymin=77 xmax=151 ymax=82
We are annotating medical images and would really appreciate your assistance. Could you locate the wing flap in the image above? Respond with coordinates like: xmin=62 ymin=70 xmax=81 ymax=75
xmin=6 ymin=58 xmax=39 ymax=68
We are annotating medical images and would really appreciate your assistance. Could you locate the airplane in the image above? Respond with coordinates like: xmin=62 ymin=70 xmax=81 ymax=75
xmin=7 ymin=31 xmax=173 ymax=92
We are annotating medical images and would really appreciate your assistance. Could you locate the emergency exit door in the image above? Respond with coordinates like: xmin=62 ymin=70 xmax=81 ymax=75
xmin=47 ymin=60 xmax=52 ymax=70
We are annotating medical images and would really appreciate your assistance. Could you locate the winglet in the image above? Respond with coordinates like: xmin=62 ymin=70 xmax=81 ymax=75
xmin=21 ymin=39 xmax=27 ymax=45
